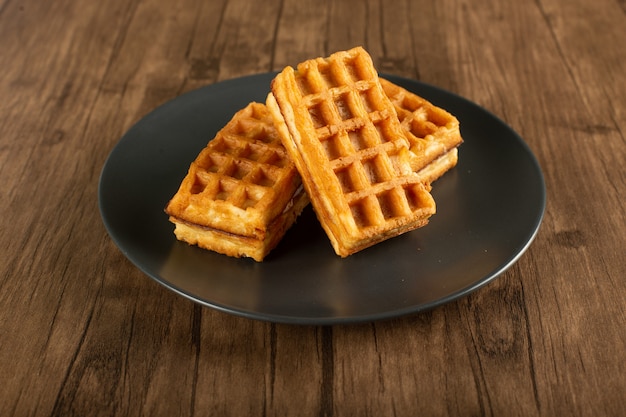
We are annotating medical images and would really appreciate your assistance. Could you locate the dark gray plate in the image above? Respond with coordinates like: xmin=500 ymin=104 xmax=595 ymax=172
xmin=98 ymin=73 xmax=545 ymax=325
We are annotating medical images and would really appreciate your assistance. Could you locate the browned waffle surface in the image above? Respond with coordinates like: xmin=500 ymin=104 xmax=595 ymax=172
xmin=165 ymin=102 xmax=305 ymax=261
xmin=268 ymin=47 xmax=436 ymax=257
xmin=380 ymin=78 xmax=463 ymax=175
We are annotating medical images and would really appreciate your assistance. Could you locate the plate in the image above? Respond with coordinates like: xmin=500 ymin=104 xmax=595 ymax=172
xmin=98 ymin=73 xmax=545 ymax=325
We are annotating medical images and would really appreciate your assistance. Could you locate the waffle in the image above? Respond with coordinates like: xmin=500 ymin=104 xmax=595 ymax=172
xmin=267 ymin=47 xmax=436 ymax=257
xmin=380 ymin=78 xmax=462 ymax=180
xmin=415 ymin=147 xmax=458 ymax=185
xmin=165 ymin=102 xmax=308 ymax=262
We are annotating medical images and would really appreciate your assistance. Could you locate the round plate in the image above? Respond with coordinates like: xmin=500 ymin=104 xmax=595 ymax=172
xmin=98 ymin=73 xmax=545 ymax=325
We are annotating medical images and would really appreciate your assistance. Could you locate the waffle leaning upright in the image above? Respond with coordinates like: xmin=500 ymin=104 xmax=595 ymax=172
xmin=267 ymin=47 xmax=436 ymax=257
xmin=165 ymin=102 xmax=308 ymax=262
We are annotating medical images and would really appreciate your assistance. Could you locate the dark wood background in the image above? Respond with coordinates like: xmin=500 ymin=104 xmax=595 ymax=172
xmin=1 ymin=0 xmax=624 ymax=415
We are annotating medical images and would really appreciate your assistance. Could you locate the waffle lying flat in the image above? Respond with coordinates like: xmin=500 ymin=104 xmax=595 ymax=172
xmin=165 ymin=102 xmax=308 ymax=262
xmin=267 ymin=47 xmax=436 ymax=257
xmin=380 ymin=78 xmax=463 ymax=184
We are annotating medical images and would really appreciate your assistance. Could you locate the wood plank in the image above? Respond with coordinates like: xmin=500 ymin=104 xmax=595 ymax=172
xmin=270 ymin=0 xmax=330 ymax=69
xmin=0 ymin=0 xmax=152 ymax=415
xmin=0 ymin=0 xmax=624 ymax=415
xmin=424 ymin=1 xmax=626 ymax=416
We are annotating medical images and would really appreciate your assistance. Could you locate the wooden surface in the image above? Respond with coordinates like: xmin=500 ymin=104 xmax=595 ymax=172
xmin=1 ymin=0 xmax=624 ymax=415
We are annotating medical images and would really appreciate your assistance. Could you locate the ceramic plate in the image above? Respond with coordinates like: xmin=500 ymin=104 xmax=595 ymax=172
xmin=98 ymin=73 xmax=545 ymax=324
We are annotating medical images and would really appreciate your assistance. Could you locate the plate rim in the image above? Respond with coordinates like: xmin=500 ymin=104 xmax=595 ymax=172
xmin=98 ymin=72 xmax=546 ymax=325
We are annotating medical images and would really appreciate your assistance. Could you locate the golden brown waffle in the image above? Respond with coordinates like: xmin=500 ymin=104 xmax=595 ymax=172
xmin=268 ymin=47 xmax=436 ymax=257
xmin=415 ymin=148 xmax=458 ymax=185
xmin=165 ymin=102 xmax=307 ymax=261
xmin=380 ymin=78 xmax=462 ymax=178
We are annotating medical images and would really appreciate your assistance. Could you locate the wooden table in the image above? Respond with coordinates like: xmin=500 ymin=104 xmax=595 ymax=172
xmin=1 ymin=0 xmax=624 ymax=415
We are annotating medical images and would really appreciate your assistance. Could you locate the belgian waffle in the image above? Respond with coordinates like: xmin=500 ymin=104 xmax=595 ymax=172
xmin=267 ymin=47 xmax=436 ymax=257
xmin=165 ymin=102 xmax=308 ymax=262
xmin=380 ymin=78 xmax=462 ymax=182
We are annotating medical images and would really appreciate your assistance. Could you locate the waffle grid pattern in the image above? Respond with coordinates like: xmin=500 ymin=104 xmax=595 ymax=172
xmin=187 ymin=104 xmax=293 ymax=213
xmin=380 ymin=78 xmax=462 ymax=171
xmin=290 ymin=49 xmax=431 ymax=230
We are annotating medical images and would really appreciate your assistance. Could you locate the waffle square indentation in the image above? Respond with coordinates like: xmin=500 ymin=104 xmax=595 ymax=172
xmin=225 ymin=161 xmax=250 ymax=180
xmin=335 ymin=164 xmax=362 ymax=193
xmin=362 ymin=156 xmax=390 ymax=185
xmin=359 ymin=87 xmax=384 ymax=113
xmin=334 ymin=94 xmax=353 ymax=121
xmin=319 ymin=64 xmax=340 ymax=89
xmin=404 ymin=184 xmax=428 ymax=211
xmin=350 ymin=197 xmax=377 ymax=228
xmin=377 ymin=189 xmax=407 ymax=220
xmin=309 ymin=102 xmax=327 ymax=128
xmin=249 ymin=168 xmax=277 ymax=188
xmin=241 ymin=187 xmax=264 ymax=209
xmin=215 ymin=180 xmax=235 ymax=201
xmin=373 ymin=119 xmax=395 ymax=144
xmin=322 ymin=134 xmax=350 ymax=160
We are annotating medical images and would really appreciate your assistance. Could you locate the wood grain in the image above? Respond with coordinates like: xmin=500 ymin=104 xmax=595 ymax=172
xmin=1 ymin=0 xmax=624 ymax=415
